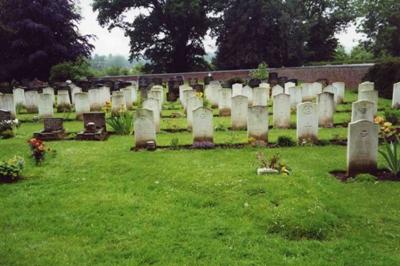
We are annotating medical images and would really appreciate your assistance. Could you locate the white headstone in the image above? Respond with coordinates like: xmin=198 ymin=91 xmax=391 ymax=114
xmin=101 ymin=86 xmax=111 ymax=103
xmin=38 ymin=93 xmax=54 ymax=118
xmin=148 ymin=89 xmax=163 ymax=110
xmin=332 ymin=82 xmax=345 ymax=104
xmin=271 ymin=85 xmax=284 ymax=98
xmin=273 ymin=93 xmax=291 ymax=128
xmin=297 ymin=102 xmax=318 ymax=142
xmin=0 ymin=94 xmax=16 ymax=118
xmin=317 ymin=92 xmax=335 ymax=128
xmin=289 ymin=87 xmax=302 ymax=109
xmin=351 ymin=100 xmax=375 ymax=122
xmin=284 ymin=82 xmax=296 ymax=94
xmin=247 ymin=106 xmax=268 ymax=142
xmin=187 ymin=96 xmax=203 ymax=130
xmin=259 ymin=83 xmax=270 ymax=89
xmin=122 ymin=88 xmax=134 ymax=109
xmin=182 ymin=88 xmax=194 ymax=111
xmin=242 ymin=85 xmax=253 ymax=106
xmin=111 ymin=92 xmax=126 ymax=113
xmin=70 ymin=84 xmax=82 ymax=104
xmin=192 ymin=107 xmax=214 ymax=144
xmin=88 ymin=89 xmax=104 ymax=111
xmin=358 ymin=81 xmax=374 ymax=92
xmin=347 ymin=120 xmax=379 ymax=176
xmin=205 ymin=83 xmax=221 ymax=107
xmin=43 ymin=87 xmax=55 ymax=102
xmin=57 ymin=90 xmax=71 ymax=106
xmin=218 ymin=88 xmax=232 ymax=116
xmin=25 ymin=90 xmax=39 ymax=113
xmin=13 ymin=88 xmax=25 ymax=106
xmin=301 ymin=83 xmax=313 ymax=101
xmin=358 ymin=90 xmax=378 ymax=114
xmin=134 ymin=109 xmax=156 ymax=149
xmin=392 ymin=82 xmax=400 ymax=108
xmin=252 ymin=87 xmax=268 ymax=106
xmin=74 ymin=92 xmax=90 ymax=119
xmin=232 ymin=83 xmax=243 ymax=97
xmin=143 ymin=98 xmax=160 ymax=132
xmin=311 ymin=82 xmax=323 ymax=97
xmin=231 ymin=95 xmax=248 ymax=130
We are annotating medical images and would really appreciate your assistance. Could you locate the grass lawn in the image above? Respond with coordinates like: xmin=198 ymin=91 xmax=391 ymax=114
xmin=1 ymin=91 xmax=399 ymax=265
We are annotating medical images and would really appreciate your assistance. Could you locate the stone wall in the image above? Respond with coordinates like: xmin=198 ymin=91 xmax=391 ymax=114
xmin=101 ymin=64 xmax=374 ymax=90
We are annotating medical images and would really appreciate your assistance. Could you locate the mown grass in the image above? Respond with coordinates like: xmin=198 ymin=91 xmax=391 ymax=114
xmin=1 ymin=90 xmax=399 ymax=265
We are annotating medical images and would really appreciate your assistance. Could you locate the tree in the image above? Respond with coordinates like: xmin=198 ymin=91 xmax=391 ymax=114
xmin=0 ymin=0 xmax=93 ymax=83
xmin=357 ymin=0 xmax=400 ymax=57
xmin=93 ymin=0 xmax=214 ymax=73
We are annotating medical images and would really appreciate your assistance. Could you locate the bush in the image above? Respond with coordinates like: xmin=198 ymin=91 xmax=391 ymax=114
xmin=250 ymin=62 xmax=269 ymax=81
xmin=57 ymin=103 xmax=73 ymax=113
xmin=363 ymin=58 xmax=400 ymax=99
xmin=107 ymin=112 xmax=134 ymax=135
xmin=0 ymin=156 xmax=25 ymax=183
xmin=277 ymin=136 xmax=296 ymax=147
xmin=385 ymin=109 xmax=400 ymax=125
xmin=50 ymin=58 xmax=94 ymax=82
xmin=379 ymin=137 xmax=400 ymax=177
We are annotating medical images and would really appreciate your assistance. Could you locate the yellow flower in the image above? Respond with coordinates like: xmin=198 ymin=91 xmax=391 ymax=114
xmin=384 ymin=122 xmax=392 ymax=127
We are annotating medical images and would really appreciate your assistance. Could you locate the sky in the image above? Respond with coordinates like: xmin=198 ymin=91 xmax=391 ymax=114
xmin=78 ymin=0 xmax=364 ymax=57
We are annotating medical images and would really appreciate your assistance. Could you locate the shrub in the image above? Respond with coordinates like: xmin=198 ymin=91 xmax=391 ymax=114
xmin=250 ymin=62 xmax=269 ymax=81
xmin=385 ymin=109 xmax=400 ymax=125
xmin=363 ymin=58 xmax=400 ymax=99
xmin=0 ymin=156 xmax=25 ymax=183
xmin=277 ymin=136 xmax=296 ymax=147
xmin=348 ymin=174 xmax=377 ymax=183
xmin=57 ymin=103 xmax=73 ymax=113
xmin=379 ymin=137 xmax=400 ymax=177
xmin=170 ymin=138 xmax=179 ymax=150
xmin=106 ymin=112 xmax=134 ymax=135
xmin=50 ymin=58 xmax=94 ymax=82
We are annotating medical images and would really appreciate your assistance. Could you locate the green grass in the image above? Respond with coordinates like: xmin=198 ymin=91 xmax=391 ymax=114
xmin=1 ymin=90 xmax=399 ymax=265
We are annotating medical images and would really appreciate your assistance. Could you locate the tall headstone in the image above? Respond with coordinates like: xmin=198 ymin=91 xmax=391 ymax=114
xmin=351 ymin=100 xmax=375 ymax=122
xmin=301 ymin=83 xmax=313 ymax=101
xmin=75 ymin=92 xmax=90 ymax=120
xmin=111 ymin=92 xmax=126 ymax=113
xmin=247 ymin=106 xmax=268 ymax=143
xmin=273 ymin=93 xmax=291 ymax=128
xmin=284 ymin=82 xmax=296 ymax=94
xmin=134 ymin=109 xmax=156 ymax=149
xmin=101 ymin=86 xmax=111 ymax=104
xmin=38 ymin=93 xmax=54 ymax=118
xmin=192 ymin=107 xmax=214 ymax=146
xmin=358 ymin=81 xmax=374 ymax=92
xmin=205 ymin=82 xmax=221 ymax=107
xmin=358 ymin=90 xmax=378 ymax=114
xmin=232 ymin=83 xmax=243 ymax=97
xmin=148 ymin=89 xmax=163 ymax=111
xmin=252 ymin=87 xmax=268 ymax=106
xmin=57 ymin=90 xmax=71 ymax=106
xmin=332 ymin=82 xmax=345 ymax=104
xmin=271 ymin=85 xmax=284 ymax=98
xmin=231 ymin=95 xmax=248 ymax=130
xmin=43 ymin=87 xmax=55 ymax=102
xmin=25 ymin=90 xmax=39 ymax=113
xmin=88 ymin=89 xmax=103 ymax=111
xmin=297 ymin=102 xmax=318 ymax=142
xmin=289 ymin=87 xmax=302 ymax=109
xmin=70 ymin=84 xmax=82 ymax=104
xmin=218 ymin=88 xmax=232 ymax=116
xmin=143 ymin=98 xmax=160 ymax=132
xmin=347 ymin=120 xmax=378 ymax=176
xmin=392 ymin=82 xmax=400 ymax=109
xmin=242 ymin=85 xmax=253 ymax=106
xmin=187 ymin=96 xmax=203 ymax=130
xmin=122 ymin=87 xmax=134 ymax=109
xmin=13 ymin=88 xmax=25 ymax=107
xmin=0 ymin=94 xmax=16 ymax=118
xmin=182 ymin=88 xmax=195 ymax=111
xmin=311 ymin=82 xmax=323 ymax=97
xmin=317 ymin=92 xmax=335 ymax=128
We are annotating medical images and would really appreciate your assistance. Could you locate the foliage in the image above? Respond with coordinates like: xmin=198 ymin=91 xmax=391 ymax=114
xmin=375 ymin=116 xmax=400 ymax=142
xmin=50 ymin=59 xmax=94 ymax=82
xmin=277 ymin=136 xmax=296 ymax=147
xmin=250 ymin=62 xmax=269 ymax=81
xmin=170 ymin=138 xmax=180 ymax=150
xmin=379 ymin=137 xmax=400 ymax=176
xmin=28 ymin=138 xmax=52 ymax=165
xmin=0 ymin=119 xmax=19 ymax=139
xmin=333 ymin=44 xmax=375 ymax=63
xmin=385 ymin=109 xmax=400 ymax=125
xmin=93 ymin=0 xmax=213 ymax=73
xmin=0 ymin=0 xmax=93 ymax=82
xmin=348 ymin=174 xmax=378 ymax=183
xmin=106 ymin=112 xmax=134 ymax=135
xmin=256 ymin=152 xmax=291 ymax=175
xmin=363 ymin=58 xmax=400 ymax=99
xmin=225 ymin=77 xmax=244 ymax=88
xmin=0 ymin=156 xmax=24 ymax=183
xmin=57 ymin=103 xmax=73 ymax=113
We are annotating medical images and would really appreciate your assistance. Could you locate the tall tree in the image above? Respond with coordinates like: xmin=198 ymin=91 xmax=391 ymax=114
xmin=0 ymin=0 xmax=93 ymax=82
xmin=93 ymin=0 xmax=213 ymax=73
xmin=357 ymin=0 xmax=400 ymax=57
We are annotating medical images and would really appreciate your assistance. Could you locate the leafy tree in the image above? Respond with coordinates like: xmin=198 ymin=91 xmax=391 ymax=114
xmin=49 ymin=59 xmax=94 ymax=82
xmin=357 ymin=0 xmax=400 ymax=57
xmin=93 ymin=0 xmax=214 ymax=73
xmin=0 ymin=0 xmax=93 ymax=82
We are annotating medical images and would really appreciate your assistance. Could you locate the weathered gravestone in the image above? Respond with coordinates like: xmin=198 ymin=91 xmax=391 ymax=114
xmin=232 ymin=83 xmax=243 ymax=97
xmin=392 ymin=82 xmax=400 ymax=109
xmin=101 ymin=86 xmax=111 ymax=103
xmin=43 ymin=87 xmax=55 ymax=102
xmin=34 ymin=118 xmax=65 ymax=140
xmin=351 ymin=100 xmax=375 ymax=122
xmin=218 ymin=88 xmax=232 ymax=116
xmin=143 ymin=98 xmax=160 ymax=132
xmin=70 ymin=84 xmax=82 ymax=104
xmin=289 ymin=87 xmax=302 ymax=110
xmin=192 ymin=107 xmax=214 ymax=147
xmin=347 ymin=120 xmax=378 ymax=176
xmin=301 ymin=83 xmax=313 ymax=101
xmin=317 ymin=92 xmax=334 ymax=128
xmin=57 ymin=90 xmax=71 ymax=106
xmin=332 ymin=82 xmax=345 ymax=104
xmin=231 ymin=95 xmax=248 ymax=130
xmin=252 ymin=87 xmax=268 ymax=106
xmin=242 ymin=85 xmax=253 ymax=106
xmin=25 ymin=90 xmax=39 ymax=113
xmin=148 ymin=89 xmax=163 ymax=111
xmin=111 ymin=92 xmax=126 ymax=113
xmin=297 ymin=102 xmax=318 ymax=143
xmin=205 ymin=82 xmax=221 ymax=107
xmin=88 ymin=89 xmax=104 ymax=111
xmin=358 ymin=90 xmax=378 ymax=114
xmin=187 ymin=96 xmax=203 ymax=130
xmin=273 ymin=93 xmax=291 ymax=129
xmin=13 ymin=88 xmax=25 ymax=106
xmin=38 ymin=93 xmax=54 ymax=118
xmin=76 ymin=112 xmax=108 ymax=141
xmin=271 ymin=85 xmax=284 ymax=98
xmin=134 ymin=109 xmax=156 ymax=150
xmin=284 ymin=82 xmax=296 ymax=94
xmin=182 ymin=88 xmax=195 ymax=111
xmin=75 ymin=92 xmax=90 ymax=120
xmin=0 ymin=94 xmax=16 ymax=118
xmin=323 ymin=85 xmax=337 ymax=104
xmin=248 ymin=106 xmax=268 ymax=143
xmin=122 ymin=87 xmax=134 ymax=109
xmin=358 ymin=81 xmax=374 ymax=92
xmin=311 ymin=82 xmax=323 ymax=98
